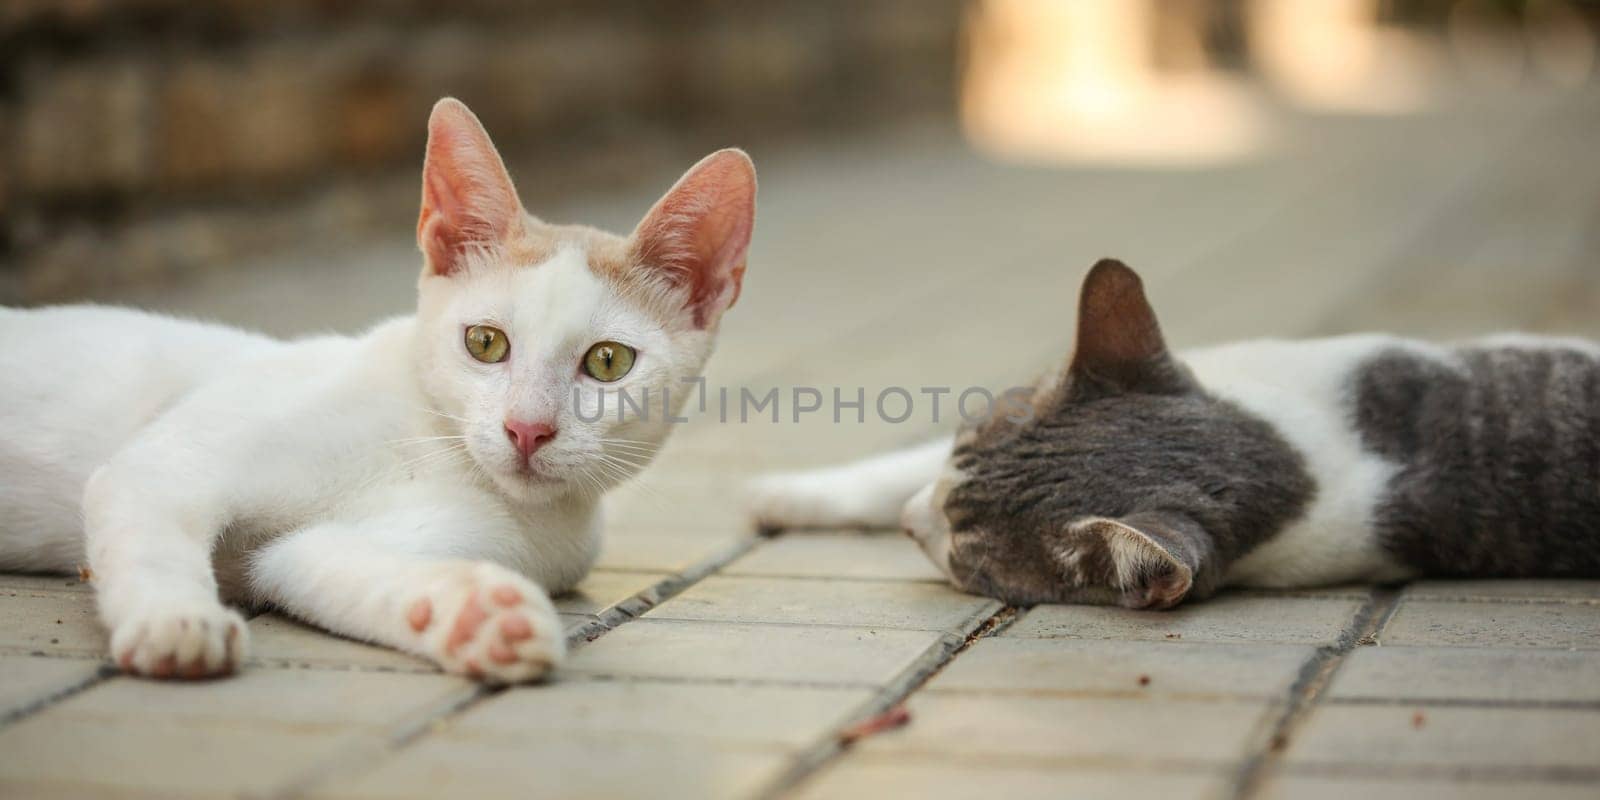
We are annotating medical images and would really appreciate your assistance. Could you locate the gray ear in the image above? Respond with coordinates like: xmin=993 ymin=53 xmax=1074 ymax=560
xmin=1059 ymin=513 xmax=1204 ymax=609
xmin=1067 ymin=259 xmax=1191 ymax=397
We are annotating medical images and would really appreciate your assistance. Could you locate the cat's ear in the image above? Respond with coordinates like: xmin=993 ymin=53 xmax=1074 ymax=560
xmin=1067 ymin=259 xmax=1189 ymax=396
xmin=417 ymin=98 xmax=524 ymax=277
xmin=1059 ymin=512 xmax=1206 ymax=610
xmin=630 ymin=149 xmax=757 ymax=329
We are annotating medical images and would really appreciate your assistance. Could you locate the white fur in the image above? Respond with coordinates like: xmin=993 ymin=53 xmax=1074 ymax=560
xmin=900 ymin=461 xmax=963 ymax=578
xmin=745 ymin=437 xmax=953 ymax=530
xmin=0 ymin=245 xmax=708 ymax=681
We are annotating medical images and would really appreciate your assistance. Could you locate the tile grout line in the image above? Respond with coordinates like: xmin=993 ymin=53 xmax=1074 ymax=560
xmin=265 ymin=535 xmax=764 ymax=800
xmin=1392 ymin=595 xmax=1600 ymax=607
xmin=566 ymin=536 xmax=764 ymax=645
xmin=1326 ymin=696 xmax=1600 ymax=711
xmin=1229 ymin=585 xmax=1405 ymax=800
xmin=753 ymin=602 xmax=1018 ymax=800
xmin=0 ymin=662 xmax=118 ymax=727
xmin=0 ymin=609 xmax=269 ymax=731
xmin=1278 ymin=762 xmax=1600 ymax=784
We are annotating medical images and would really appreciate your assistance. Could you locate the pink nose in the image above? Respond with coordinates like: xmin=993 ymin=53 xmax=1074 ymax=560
xmin=504 ymin=419 xmax=557 ymax=460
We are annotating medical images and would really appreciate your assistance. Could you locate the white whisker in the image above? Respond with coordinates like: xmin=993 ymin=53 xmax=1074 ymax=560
xmin=387 ymin=435 xmax=469 ymax=446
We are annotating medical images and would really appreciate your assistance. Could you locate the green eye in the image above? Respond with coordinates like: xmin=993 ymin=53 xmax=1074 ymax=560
xmin=464 ymin=325 xmax=509 ymax=363
xmin=583 ymin=341 xmax=635 ymax=382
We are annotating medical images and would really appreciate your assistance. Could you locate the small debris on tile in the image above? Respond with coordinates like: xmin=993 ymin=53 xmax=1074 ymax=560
xmin=77 ymin=565 xmax=94 ymax=582
xmin=1412 ymin=711 xmax=1426 ymax=729
xmin=839 ymin=705 xmax=911 ymax=744
xmin=1137 ymin=674 xmax=1151 ymax=687
xmin=1165 ymin=632 xmax=1182 ymax=639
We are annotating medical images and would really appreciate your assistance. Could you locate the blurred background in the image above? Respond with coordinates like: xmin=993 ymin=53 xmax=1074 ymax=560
xmin=1 ymin=0 xmax=1596 ymax=350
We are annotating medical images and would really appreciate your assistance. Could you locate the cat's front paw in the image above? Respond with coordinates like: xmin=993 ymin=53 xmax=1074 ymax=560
xmin=111 ymin=603 xmax=249 ymax=679
xmin=406 ymin=563 xmax=564 ymax=684
xmin=745 ymin=469 xmax=879 ymax=532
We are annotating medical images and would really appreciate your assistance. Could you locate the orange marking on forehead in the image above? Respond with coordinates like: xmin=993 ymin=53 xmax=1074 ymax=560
xmin=499 ymin=217 xmax=690 ymax=326
xmin=504 ymin=219 xmax=632 ymax=275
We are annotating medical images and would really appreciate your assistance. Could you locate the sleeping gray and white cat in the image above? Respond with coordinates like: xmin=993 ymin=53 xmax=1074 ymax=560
xmin=0 ymin=99 xmax=755 ymax=681
xmin=750 ymin=259 xmax=1600 ymax=608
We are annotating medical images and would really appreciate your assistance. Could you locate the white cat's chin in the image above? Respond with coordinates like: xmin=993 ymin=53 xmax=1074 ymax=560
xmin=483 ymin=467 xmax=574 ymax=504
xmin=480 ymin=453 xmax=634 ymax=505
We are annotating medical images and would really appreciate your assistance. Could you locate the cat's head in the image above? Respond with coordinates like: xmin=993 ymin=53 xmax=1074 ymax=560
xmin=900 ymin=259 xmax=1311 ymax=608
xmin=411 ymin=98 xmax=755 ymax=502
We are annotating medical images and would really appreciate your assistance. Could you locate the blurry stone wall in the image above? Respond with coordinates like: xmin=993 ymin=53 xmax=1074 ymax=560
xmin=0 ymin=0 xmax=962 ymax=302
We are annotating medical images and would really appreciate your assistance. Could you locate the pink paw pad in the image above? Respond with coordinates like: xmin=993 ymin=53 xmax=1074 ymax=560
xmin=500 ymin=615 xmax=533 ymax=642
xmin=488 ymin=641 xmax=516 ymax=664
xmin=407 ymin=598 xmax=433 ymax=632
xmin=445 ymin=593 xmax=489 ymax=655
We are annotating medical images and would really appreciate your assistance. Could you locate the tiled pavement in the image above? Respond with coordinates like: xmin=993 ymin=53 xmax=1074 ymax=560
xmin=4 ymin=87 xmax=1600 ymax=798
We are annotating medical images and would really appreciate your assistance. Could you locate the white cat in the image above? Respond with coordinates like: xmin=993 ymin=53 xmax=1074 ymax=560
xmin=0 ymin=98 xmax=756 ymax=683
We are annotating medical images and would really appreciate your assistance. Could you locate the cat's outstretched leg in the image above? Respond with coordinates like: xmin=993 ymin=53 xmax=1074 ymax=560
xmin=745 ymin=437 xmax=954 ymax=531
xmin=248 ymin=521 xmax=564 ymax=683
xmin=82 ymin=461 xmax=249 ymax=679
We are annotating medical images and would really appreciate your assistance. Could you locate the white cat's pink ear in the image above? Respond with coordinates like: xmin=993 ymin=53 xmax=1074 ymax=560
xmin=417 ymin=98 xmax=523 ymax=277
xmin=631 ymin=149 xmax=757 ymax=329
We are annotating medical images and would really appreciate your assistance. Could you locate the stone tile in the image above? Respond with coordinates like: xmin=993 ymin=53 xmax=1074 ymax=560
xmin=724 ymin=532 xmax=946 ymax=582
xmin=858 ymin=694 xmax=1271 ymax=764
xmin=0 ymin=782 xmax=179 ymax=800
xmin=927 ymin=638 xmax=1313 ymax=699
xmin=248 ymin=614 xmax=435 ymax=673
xmin=1260 ymin=775 xmax=1600 ymax=800
xmin=649 ymin=575 xmax=999 ymax=631
xmin=0 ymin=723 xmax=346 ymax=799
xmin=0 ymin=574 xmax=92 ymax=594
xmin=1329 ymin=646 xmax=1600 ymax=703
xmin=797 ymin=758 xmax=1225 ymax=800
xmin=0 ymin=590 xmax=106 ymax=657
xmin=1286 ymin=705 xmax=1600 ymax=769
xmin=0 ymin=655 xmax=103 ymax=719
xmin=314 ymin=735 xmax=785 ymax=800
xmin=567 ymin=619 xmax=945 ymax=685
xmin=1230 ymin=584 xmax=1375 ymax=601
xmin=459 ymin=678 xmax=871 ymax=748
xmin=0 ymin=670 xmax=471 ymax=797
xmin=594 ymin=529 xmax=745 ymax=573
xmin=32 ymin=668 xmax=469 ymax=724
xmin=1381 ymin=600 xmax=1600 ymax=649
xmin=1404 ymin=580 xmax=1600 ymax=603
xmin=1003 ymin=594 xmax=1361 ymax=645
xmin=604 ymin=483 xmax=758 ymax=539
xmin=553 ymin=569 xmax=672 ymax=616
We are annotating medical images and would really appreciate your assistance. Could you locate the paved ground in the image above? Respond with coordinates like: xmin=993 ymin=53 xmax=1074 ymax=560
xmin=3 ymin=86 xmax=1599 ymax=799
